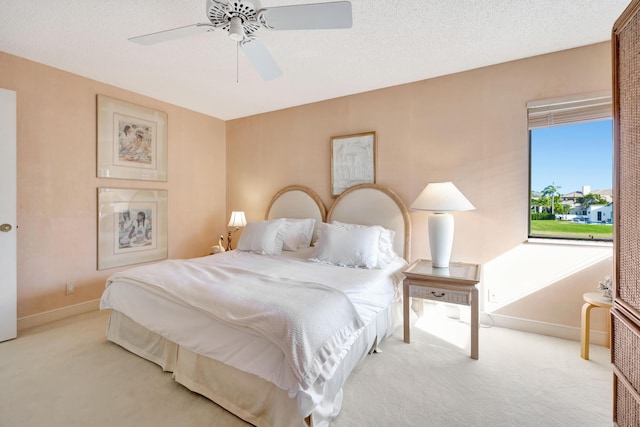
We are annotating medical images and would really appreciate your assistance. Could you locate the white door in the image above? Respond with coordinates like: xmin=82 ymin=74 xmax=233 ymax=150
xmin=0 ymin=88 xmax=17 ymax=342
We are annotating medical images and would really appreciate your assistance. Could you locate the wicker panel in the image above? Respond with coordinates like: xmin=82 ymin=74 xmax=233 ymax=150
xmin=613 ymin=314 xmax=640 ymax=395
xmin=618 ymin=7 xmax=640 ymax=313
xmin=409 ymin=284 xmax=470 ymax=305
xmin=616 ymin=374 xmax=640 ymax=427
xmin=614 ymin=3 xmax=640 ymax=425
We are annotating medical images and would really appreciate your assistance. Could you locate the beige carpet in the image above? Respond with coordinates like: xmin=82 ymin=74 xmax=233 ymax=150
xmin=0 ymin=305 xmax=611 ymax=427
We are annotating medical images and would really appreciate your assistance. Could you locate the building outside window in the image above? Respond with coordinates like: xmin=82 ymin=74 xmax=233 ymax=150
xmin=527 ymin=92 xmax=613 ymax=241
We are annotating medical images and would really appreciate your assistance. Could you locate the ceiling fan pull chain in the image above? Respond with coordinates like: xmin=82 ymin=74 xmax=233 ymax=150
xmin=236 ymin=41 xmax=239 ymax=83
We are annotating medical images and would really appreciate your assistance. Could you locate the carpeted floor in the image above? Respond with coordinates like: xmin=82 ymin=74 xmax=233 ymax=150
xmin=0 ymin=305 xmax=611 ymax=427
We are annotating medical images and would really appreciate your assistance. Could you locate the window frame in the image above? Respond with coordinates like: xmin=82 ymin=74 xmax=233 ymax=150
xmin=527 ymin=91 xmax=613 ymax=242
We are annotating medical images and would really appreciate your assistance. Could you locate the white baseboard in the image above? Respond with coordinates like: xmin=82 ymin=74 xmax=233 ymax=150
xmin=481 ymin=312 xmax=610 ymax=346
xmin=17 ymin=299 xmax=101 ymax=331
xmin=16 ymin=301 xmax=609 ymax=348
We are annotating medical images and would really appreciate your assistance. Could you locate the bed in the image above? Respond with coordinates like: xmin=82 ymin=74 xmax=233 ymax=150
xmin=99 ymin=183 xmax=411 ymax=427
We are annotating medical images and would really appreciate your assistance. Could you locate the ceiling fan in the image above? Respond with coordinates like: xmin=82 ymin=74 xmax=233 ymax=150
xmin=129 ymin=0 xmax=353 ymax=81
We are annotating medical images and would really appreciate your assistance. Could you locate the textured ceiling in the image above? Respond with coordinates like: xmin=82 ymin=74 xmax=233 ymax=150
xmin=0 ymin=1 xmax=630 ymax=120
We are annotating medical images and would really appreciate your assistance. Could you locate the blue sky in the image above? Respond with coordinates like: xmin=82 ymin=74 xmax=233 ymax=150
xmin=530 ymin=119 xmax=613 ymax=194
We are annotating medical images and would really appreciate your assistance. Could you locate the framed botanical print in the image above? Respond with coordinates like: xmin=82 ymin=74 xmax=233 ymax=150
xmin=97 ymin=95 xmax=168 ymax=181
xmin=97 ymin=188 xmax=168 ymax=270
xmin=331 ymin=131 xmax=376 ymax=196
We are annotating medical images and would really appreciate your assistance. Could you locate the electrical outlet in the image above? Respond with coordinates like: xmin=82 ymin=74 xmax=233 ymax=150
xmin=65 ymin=282 xmax=74 ymax=295
xmin=488 ymin=288 xmax=498 ymax=303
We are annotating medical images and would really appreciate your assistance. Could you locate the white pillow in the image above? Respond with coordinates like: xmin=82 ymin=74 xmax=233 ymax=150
xmin=332 ymin=221 xmax=398 ymax=268
xmin=236 ymin=219 xmax=289 ymax=255
xmin=281 ymin=218 xmax=316 ymax=251
xmin=310 ymin=222 xmax=380 ymax=269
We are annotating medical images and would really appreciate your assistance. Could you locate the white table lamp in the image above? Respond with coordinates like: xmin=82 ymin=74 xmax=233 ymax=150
xmin=410 ymin=182 xmax=475 ymax=268
xmin=227 ymin=211 xmax=247 ymax=250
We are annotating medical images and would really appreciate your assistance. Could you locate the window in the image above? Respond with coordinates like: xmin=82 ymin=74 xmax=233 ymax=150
xmin=527 ymin=92 xmax=613 ymax=241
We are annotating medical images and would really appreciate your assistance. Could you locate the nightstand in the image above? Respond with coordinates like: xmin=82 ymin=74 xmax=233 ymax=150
xmin=403 ymin=259 xmax=481 ymax=359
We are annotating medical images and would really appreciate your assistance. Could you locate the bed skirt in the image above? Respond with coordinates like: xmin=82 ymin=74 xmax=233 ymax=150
xmin=104 ymin=300 xmax=401 ymax=427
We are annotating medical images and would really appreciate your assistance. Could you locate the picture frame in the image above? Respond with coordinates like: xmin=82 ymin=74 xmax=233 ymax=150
xmin=97 ymin=95 xmax=168 ymax=181
xmin=97 ymin=188 xmax=168 ymax=270
xmin=330 ymin=131 xmax=376 ymax=196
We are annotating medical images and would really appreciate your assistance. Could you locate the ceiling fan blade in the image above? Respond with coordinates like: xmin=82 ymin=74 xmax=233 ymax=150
xmin=262 ymin=1 xmax=352 ymax=30
xmin=129 ymin=23 xmax=215 ymax=45
xmin=241 ymin=38 xmax=283 ymax=81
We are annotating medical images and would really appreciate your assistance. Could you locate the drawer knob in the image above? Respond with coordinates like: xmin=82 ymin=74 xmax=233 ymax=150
xmin=431 ymin=291 xmax=446 ymax=298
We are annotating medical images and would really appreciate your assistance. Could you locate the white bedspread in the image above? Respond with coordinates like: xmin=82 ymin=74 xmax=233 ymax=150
xmin=104 ymin=256 xmax=367 ymax=389
xmin=101 ymin=249 xmax=407 ymax=397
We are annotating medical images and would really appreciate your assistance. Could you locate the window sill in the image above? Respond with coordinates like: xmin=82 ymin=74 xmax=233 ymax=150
xmin=526 ymin=237 xmax=613 ymax=248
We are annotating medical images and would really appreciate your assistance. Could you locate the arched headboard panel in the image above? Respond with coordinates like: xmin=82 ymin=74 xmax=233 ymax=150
xmin=265 ymin=185 xmax=327 ymax=223
xmin=327 ymin=184 xmax=411 ymax=261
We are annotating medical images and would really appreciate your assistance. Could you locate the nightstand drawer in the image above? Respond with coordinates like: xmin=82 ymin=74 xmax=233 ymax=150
xmin=409 ymin=284 xmax=470 ymax=305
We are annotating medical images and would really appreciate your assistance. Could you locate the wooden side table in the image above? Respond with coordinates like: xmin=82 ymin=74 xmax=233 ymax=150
xmin=403 ymin=259 xmax=481 ymax=359
xmin=580 ymin=292 xmax=612 ymax=360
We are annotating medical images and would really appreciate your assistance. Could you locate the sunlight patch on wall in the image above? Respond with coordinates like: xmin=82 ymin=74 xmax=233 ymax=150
xmin=482 ymin=242 xmax=612 ymax=313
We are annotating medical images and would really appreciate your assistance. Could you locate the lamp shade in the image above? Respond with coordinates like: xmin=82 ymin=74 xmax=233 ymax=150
xmin=228 ymin=211 xmax=247 ymax=228
xmin=410 ymin=182 xmax=475 ymax=212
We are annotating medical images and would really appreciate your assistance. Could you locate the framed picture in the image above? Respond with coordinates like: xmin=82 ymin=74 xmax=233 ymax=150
xmin=97 ymin=95 xmax=168 ymax=181
xmin=331 ymin=131 xmax=376 ymax=196
xmin=97 ymin=188 xmax=168 ymax=270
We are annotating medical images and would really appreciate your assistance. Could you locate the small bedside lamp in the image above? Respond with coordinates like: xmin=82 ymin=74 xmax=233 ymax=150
xmin=410 ymin=182 xmax=475 ymax=268
xmin=227 ymin=211 xmax=247 ymax=251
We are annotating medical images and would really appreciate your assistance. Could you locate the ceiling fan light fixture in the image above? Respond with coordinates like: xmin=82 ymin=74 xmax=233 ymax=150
xmin=229 ymin=16 xmax=245 ymax=41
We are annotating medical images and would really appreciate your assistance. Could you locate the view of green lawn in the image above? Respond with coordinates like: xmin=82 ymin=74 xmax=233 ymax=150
xmin=530 ymin=220 xmax=613 ymax=240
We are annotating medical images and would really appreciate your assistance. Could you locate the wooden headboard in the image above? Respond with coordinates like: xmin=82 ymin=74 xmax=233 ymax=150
xmin=265 ymin=185 xmax=327 ymax=223
xmin=264 ymin=183 xmax=411 ymax=261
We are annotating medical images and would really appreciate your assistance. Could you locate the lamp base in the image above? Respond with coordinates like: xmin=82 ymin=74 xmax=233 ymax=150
xmin=428 ymin=213 xmax=454 ymax=268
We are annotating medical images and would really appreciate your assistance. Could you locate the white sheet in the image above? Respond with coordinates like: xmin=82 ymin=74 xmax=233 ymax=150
xmin=103 ymin=256 xmax=364 ymax=389
xmin=207 ymin=249 xmax=407 ymax=324
xmin=100 ymin=249 xmax=407 ymax=412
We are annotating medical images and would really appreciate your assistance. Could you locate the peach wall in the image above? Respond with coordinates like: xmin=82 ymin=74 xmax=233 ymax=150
xmin=0 ymin=52 xmax=226 ymax=319
xmin=227 ymin=42 xmax=614 ymax=335
xmin=227 ymin=42 xmax=612 ymax=262
xmin=0 ymin=41 xmax=614 ymax=336
xmin=494 ymin=257 xmax=612 ymax=331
